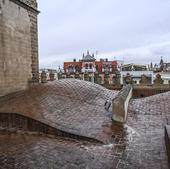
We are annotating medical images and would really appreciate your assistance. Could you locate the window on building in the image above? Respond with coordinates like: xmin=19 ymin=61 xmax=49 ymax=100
xmin=85 ymin=63 xmax=88 ymax=69
xmin=89 ymin=64 xmax=92 ymax=69
xmin=68 ymin=65 xmax=74 ymax=72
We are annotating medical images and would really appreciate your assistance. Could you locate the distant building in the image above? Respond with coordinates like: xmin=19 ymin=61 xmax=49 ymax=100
xmin=122 ymin=64 xmax=147 ymax=71
xmin=62 ymin=54 xmax=170 ymax=86
xmin=120 ymin=62 xmax=170 ymax=85
xmin=163 ymin=62 xmax=170 ymax=72
xmin=64 ymin=50 xmax=118 ymax=74
xmin=150 ymin=57 xmax=170 ymax=72
xmin=120 ymin=63 xmax=153 ymax=85
xmin=62 ymin=51 xmax=119 ymax=85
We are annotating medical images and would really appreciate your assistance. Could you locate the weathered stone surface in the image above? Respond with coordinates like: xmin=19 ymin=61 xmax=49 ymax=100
xmin=125 ymin=92 xmax=170 ymax=169
xmin=0 ymin=82 xmax=170 ymax=168
xmin=19 ymin=0 xmax=37 ymax=9
xmin=0 ymin=79 xmax=118 ymax=143
xmin=0 ymin=113 xmax=101 ymax=143
xmin=112 ymin=85 xmax=132 ymax=123
xmin=0 ymin=133 xmax=120 ymax=169
xmin=0 ymin=0 xmax=39 ymax=97
xmin=165 ymin=125 xmax=170 ymax=168
xmin=133 ymin=85 xmax=170 ymax=98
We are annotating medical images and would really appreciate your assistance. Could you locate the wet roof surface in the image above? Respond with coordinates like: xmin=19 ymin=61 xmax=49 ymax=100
xmin=0 ymin=79 xmax=118 ymax=142
xmin=0 ymin=79 xmax=170 ymax=169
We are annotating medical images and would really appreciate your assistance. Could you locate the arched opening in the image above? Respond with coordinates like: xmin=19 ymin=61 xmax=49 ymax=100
xmin=89 ymin=63 xmax=92 ymax=69
xmin=85 ymin=63 xmax=88 ymax=69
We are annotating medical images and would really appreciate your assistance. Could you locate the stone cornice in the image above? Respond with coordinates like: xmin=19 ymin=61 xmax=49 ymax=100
xmin=20 ymin=0 xmax=37 ymax=9
xmin=9 ymin=0 xmax=40 ymax=14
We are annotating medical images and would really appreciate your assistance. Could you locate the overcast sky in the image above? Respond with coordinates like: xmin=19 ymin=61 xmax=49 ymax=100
xmin=38 ymin=0 xmax=170 ymax=69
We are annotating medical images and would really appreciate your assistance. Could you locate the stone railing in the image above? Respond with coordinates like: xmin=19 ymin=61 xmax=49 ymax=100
xmin=112 ymin=84 xmax=132 ymax=123
xmin=133 ymin=85 xmax=170 ymax=98
xmin=0 ymin=113 xmax=102 ymax=143
xmin=165 ymin=125 xmax=170 ymax=168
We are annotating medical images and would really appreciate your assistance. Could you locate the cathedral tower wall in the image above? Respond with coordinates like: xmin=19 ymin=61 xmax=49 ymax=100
xmin=0 ymin=0 xmax=39 ymax=96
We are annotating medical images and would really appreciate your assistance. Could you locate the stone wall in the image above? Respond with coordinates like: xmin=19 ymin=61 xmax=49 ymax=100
xmin=104 ymin=85 xmax=170 ymax=98
xmin=112 ymin=84 xmax=132 ymax=123
xmin=19 ymin=0 xmax=37 ymax=9
xmin=133 ymin=85 xmax=170 ymax=98
xmin=0 ymin=0 xmax=39 ymax=97
xmin=165 ymin=125 xmax=170 ymax=168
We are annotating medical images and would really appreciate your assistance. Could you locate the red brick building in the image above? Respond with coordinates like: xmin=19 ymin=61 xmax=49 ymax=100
xmin=64 ymin=51 xmax=118 ymax=74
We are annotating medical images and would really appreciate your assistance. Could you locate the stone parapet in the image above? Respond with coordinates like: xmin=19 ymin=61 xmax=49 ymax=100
xmin=112 ymin=84 xmax=132 ymax=123
xmin=165 ymin=125 xmax=170 ymax=168
xmin=133 ymin=85 xmax=170 ymax=98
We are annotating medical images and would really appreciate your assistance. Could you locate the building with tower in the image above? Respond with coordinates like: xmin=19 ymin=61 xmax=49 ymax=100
xmin=150 ymin=56 xmax=170 ymax=72
xmin=63 ymin=51 xmax=119 ymax=84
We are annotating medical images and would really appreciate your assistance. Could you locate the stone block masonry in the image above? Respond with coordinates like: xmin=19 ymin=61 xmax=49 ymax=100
xmin=165 ymin=125 xmax=170 ymax=168
xmin=0 ymin=0 xmax=39 ymax=97
xmin=112 ymin=84 xmax=132 ymax=123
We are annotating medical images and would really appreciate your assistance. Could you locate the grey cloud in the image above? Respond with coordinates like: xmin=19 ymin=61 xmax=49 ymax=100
xmin=38 ymin=0 xmax=170 ymax=68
